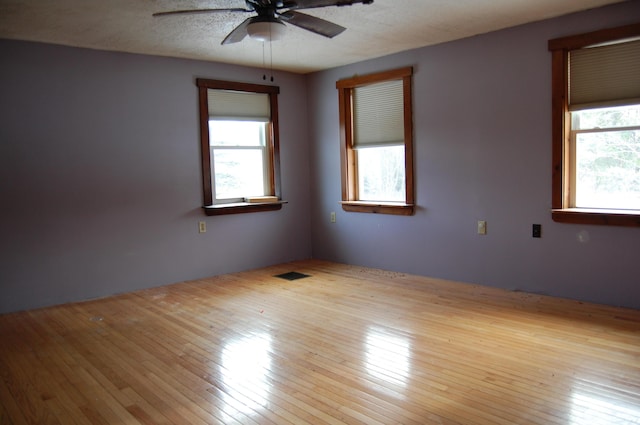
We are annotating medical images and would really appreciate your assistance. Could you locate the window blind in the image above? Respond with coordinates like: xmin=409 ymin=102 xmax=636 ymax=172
xmin=353 ymin=79 xmax=404 ymax=148
xmin=569 ymin=39 xmax=640 ymax=110
xmin=207 ymin=89 xmax=270 ymax=121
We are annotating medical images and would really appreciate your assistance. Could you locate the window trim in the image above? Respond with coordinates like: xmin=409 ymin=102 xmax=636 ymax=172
xmin=196 ymin=78 xmax=284 ymax=216
xmin=336 ymin=67 xmax=415 ymax=216
xmin=548 ymin=23 xmax=640 ymax=227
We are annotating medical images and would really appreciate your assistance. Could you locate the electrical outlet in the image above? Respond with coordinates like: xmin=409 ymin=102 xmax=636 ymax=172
xmin=477 ymin=220 xmax=487 ymax=235
xmin=532 ymin=224 xmax=542 ymax=238
xmin=198 ymin=221 xmax=206 ymax=233
xmin=330 ymin=212 xmax=336 ymax=223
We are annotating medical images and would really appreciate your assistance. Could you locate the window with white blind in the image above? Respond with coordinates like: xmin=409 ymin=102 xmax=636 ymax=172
xmin=196 ymin=79 xmax=283 ymax=216
xmin=336 ymin=67 xmax=414 ymax=215
xmin=548 ymin=23 xmax=640 ymax=227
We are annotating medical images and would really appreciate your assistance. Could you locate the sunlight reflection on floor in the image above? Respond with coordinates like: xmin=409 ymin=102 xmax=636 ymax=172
xmin=365 ymin=326 xmax=412 ymax=391
xmin=570 ymin=391 xmax=640 ymax=424
xmin=221 ymin=333 xmax=272 ymax=416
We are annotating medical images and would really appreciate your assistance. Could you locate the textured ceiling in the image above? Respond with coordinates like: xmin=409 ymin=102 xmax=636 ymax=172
xmin=0 ymin=0 xmax=627 ymax=73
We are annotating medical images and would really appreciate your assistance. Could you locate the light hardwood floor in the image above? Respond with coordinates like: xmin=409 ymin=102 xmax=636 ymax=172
xmin=1 ymin=260 xmax=639 ymax=424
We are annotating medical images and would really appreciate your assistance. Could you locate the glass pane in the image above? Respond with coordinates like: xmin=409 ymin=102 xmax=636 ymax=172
xmin=212 ymin=149 xmax=265 ymax=200
xmin=209 ymin=121 xmax=266 ymax=147
xmin=357 ymin=145 xmax=405 ymax=202
xmin=575 ymin=129 xmax=640 ymax=209
xmin=572 ymin=105 xmax=640 ymax=130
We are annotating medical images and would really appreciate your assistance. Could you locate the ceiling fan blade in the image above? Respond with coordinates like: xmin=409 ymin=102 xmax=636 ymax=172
xmin=278 ymin=10 xmax=345 ymax=38
xmin=152 ymin=8 xmax=248 ymax=17
xmin=221 ymin=17 xmax=253 ymax=45
xmin=281 ymin=0 xmax=373 ymax=10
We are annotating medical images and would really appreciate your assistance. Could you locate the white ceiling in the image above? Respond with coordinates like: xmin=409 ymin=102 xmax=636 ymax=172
xmin=0 ymin=0 xmax=627 ymax=74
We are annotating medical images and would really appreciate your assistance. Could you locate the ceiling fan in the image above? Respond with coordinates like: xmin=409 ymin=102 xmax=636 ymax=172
xmin=153 ymin=0 xmax=374 ymax=44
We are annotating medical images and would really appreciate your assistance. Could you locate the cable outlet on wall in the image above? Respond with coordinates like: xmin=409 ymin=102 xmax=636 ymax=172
xmin=198 ymin=221 xmax=206 ymax=233
xmin=477 ymin=220 xmax=487 ymax=235
xmin=532 ymin=224 xmax=542 ymax=238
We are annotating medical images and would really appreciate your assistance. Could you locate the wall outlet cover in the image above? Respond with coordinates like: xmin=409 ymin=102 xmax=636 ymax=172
xmin=477 ymin=220 xmax=487 ymax=235
xmin=532 ymin=224 xmax=542 ymax=238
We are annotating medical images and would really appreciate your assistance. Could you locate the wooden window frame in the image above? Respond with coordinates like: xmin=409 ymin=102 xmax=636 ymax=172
xmin=548 ymin=23 xmax=640 ymax=227
xmin=336 ymin=67 xmax=415 ymax=216
xmin=196 ymin=78 xmax=284 ymax=216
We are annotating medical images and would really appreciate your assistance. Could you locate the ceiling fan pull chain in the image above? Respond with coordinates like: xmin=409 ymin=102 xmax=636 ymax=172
xmin=262 ymin=42 xmax=267 ymax=80
xmin=270 ymin=39 xmax=274 ymax=82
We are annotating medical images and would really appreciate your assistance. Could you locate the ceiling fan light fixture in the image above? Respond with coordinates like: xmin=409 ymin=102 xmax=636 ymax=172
xmin=247 ymin=19 xmax=287 ymax=42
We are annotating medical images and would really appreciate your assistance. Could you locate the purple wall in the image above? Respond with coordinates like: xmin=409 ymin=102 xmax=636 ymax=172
xmin=0 ymin=42 xmax=312 ymax=313
xmin=307 ymin=1 xmax=640 ymax=310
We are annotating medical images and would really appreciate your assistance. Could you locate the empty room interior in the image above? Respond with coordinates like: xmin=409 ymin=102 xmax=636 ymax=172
xmin=1 ymin=0 xmax=640 ymax=424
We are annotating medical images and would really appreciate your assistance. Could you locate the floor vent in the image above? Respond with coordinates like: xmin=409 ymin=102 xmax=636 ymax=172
xmin=274 ymin=271 xmax=310 ymax=281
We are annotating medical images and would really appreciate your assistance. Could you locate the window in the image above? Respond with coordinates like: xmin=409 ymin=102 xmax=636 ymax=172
xmin=571 ymin=105 xmax=640 ymax=210
xmin=196 ymin=79 xmax=283 ymax=216
xmin=336 ymin=67 xmax=414 ymax=215
xmin=548 ymin=23 xmax=640 ymax=226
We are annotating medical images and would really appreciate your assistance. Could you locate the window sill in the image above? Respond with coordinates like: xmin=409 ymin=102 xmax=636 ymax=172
xmin=341 ymin=201 xmax=414 ymax=216
xmin=552 ymin=208 xmax=640 ymax=227
xmin=203 ymin=201 xmax=287 ymax=216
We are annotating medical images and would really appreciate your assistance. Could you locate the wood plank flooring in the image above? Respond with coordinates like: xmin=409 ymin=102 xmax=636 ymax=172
xmin=1 ymin=259 xmax=639 ymax=424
